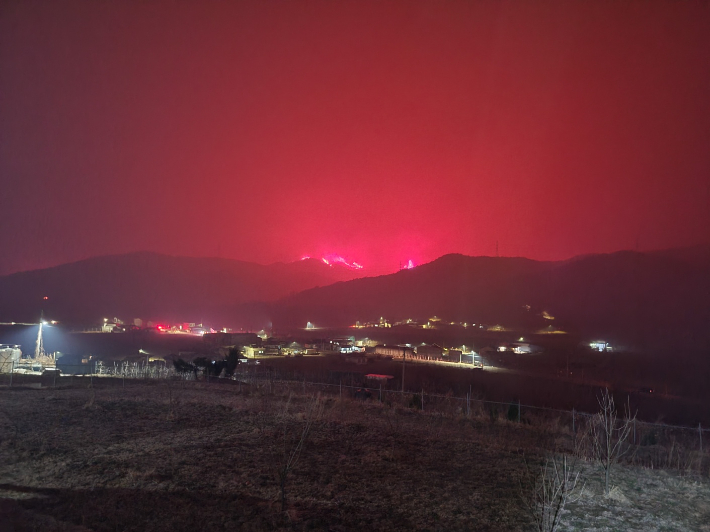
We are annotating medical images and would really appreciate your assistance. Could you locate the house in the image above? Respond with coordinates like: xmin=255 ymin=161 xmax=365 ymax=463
xmin=242 ymin=346 xmax=265 ymax=358
xmin=416 ymin=344 xmax=444 ymax=359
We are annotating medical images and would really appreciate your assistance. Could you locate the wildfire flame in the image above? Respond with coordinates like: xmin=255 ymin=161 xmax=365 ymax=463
xmin=300 ymin=254 xmax=364 ymax=270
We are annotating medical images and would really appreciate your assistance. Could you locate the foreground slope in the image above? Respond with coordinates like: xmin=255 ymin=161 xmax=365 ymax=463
xmin=1 ymin=381 xmax=708 ymax=532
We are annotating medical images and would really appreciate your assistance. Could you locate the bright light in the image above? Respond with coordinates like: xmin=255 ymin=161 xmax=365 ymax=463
xmin=303 ymin=254 xmax=364 ymax=269
xmin=323 ymin=254 xmax=364 ymax=269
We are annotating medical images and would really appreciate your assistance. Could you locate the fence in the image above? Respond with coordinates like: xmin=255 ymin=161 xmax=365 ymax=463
xmin=1 ymin=360 xmax=707 ymax=459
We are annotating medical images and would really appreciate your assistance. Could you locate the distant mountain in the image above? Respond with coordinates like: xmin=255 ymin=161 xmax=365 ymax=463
xmin=268 ymin=247 xmax=710 ymax=350
xmin=3 ymin=247 xmax=707 ymax=350
xmin=0 ymin=252 xmax=366 ymax=324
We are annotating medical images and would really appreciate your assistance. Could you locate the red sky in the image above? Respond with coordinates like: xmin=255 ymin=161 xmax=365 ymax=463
xmin=1 ymin=0 xmax=709 ymax=276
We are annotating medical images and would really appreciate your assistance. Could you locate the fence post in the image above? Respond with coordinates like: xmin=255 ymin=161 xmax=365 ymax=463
xmin=572 ymin=408 xmax=575 ymax=434
xmin=517 ymin=399 xmax=521 ymax=423
xmin=9 ymin=361 xmax=13 ymax=387
xmin=700 ymin=423 xmax=703 ymax=452
xmin=633 ymin=419 xmax=636 ymax=445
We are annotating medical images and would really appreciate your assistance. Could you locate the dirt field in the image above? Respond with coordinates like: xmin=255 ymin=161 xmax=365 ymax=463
xmin=1 ymin=380 xmax=709 ymax=531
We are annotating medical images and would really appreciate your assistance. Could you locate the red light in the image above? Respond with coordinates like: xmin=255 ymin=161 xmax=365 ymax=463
xmin=43 ymin=296 xmax=48 ymax=300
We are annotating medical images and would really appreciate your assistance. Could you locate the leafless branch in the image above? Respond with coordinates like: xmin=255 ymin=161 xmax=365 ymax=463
xmin=591 ymin=388 xmax=636 ymax=495
xmin=521 ymin=454 xmax=584 ymax=532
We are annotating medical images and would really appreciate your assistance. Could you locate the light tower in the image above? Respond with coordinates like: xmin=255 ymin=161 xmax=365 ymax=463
xmin=35 ymin=311 xmax=45 ymax=359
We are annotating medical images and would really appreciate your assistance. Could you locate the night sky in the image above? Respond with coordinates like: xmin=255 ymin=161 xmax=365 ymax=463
xmin=2 ymin=0 xmax=709 ymax=276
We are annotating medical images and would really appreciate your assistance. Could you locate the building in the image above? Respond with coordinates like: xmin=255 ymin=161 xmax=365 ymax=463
xmin=589 ymin=341 xmax=612 ymax=352
xmin=282 ymin=342 xmax=304 ymax=355
xmin=446 ymin=349 xmax=462 ymax=363
xmin=242 ymin=346 xmax=265 ymax=358
xmin=461 ymin=353 xmax=475 ymax=365
xmin=416 ymin=344 xmax=444 ymax=359
xmin=374 ymin=345 xmax=414 ymax=359
xmin=263 ymin=338 xmax=284 ymax=356
xmin=339 ymin=344 xmax=364 ymax=354
xmin=512 ymin=343 xmax=543 ymax=354
xmin=101 ymin=320 xmax=119 ymax=333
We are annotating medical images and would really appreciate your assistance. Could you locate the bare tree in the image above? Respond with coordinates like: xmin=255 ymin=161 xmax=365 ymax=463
xmin=522 ymin=454 xmax=583 ymax=532
xmin=591 ymin=388 xmax=635 ymax=495
xmin=276 ymin=393 xmax=323 ymax=511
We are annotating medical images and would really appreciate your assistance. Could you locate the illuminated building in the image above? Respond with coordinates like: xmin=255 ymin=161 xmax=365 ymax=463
xmin=374 ymin=345 xmax=414 ymax=359
xmin=589 ymin=341 xmax=612 ymax=352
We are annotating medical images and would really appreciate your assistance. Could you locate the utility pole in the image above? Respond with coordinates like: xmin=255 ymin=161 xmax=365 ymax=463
xmin=401 ymin=347 xmax=406 ymax=393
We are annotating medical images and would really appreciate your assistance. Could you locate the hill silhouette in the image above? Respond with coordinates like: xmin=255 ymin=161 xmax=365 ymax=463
xmin=1 ymin=247 xmax=708 ymax=350
xmin=0 ymin=252 xmax=365 ymax=324
xmin=268 ymin=247 xmax=710 ymax=350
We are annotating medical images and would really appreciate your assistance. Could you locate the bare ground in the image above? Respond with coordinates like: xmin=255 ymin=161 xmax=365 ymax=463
xmin=0 ymin=380 xmax=708 ymax=531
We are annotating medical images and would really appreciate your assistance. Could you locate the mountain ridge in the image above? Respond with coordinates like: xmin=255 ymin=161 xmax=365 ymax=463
xmin=0 ymin=251 xmax=367 ymax=323
xmin=264 ymin=246 xmax=710 ymax=349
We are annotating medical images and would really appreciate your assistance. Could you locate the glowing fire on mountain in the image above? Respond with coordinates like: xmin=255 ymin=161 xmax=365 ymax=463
xmin=300 ymin=254 xmax=364 ymax=270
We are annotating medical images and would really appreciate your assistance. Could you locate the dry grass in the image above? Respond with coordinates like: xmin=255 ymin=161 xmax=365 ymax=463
xmin=0 ymin=381 xmax=708 ymax=531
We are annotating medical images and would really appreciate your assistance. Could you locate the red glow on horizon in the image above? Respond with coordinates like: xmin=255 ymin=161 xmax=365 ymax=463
xmin=1 ymin=2 xmax=708 ymax=276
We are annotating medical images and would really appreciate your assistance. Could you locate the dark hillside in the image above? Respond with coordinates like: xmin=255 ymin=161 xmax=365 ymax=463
xmin=269 ymin=248 xmax=710 ymax=350
xmin=0 ymin=252 xmax=364 ymax=323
